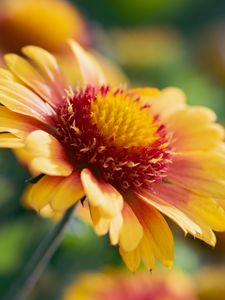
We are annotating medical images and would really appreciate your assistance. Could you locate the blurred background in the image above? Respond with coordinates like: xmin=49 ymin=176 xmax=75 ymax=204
xmin=1 ymin=0 xmax=225 ymax=299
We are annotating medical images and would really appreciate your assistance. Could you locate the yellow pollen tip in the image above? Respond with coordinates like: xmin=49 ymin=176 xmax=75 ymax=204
xmin=90 ymin=91 xmax=158 ymax=148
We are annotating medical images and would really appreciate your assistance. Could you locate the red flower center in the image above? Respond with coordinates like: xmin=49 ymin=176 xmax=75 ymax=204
xmin=54 ymin=86 xmax=172 ymax=191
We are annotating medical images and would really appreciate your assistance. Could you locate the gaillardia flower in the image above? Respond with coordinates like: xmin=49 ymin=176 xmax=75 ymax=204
xmin=62 ymin=269 xmax=197 ymax=300
xmin=0 ymin=40 xmax=225 ymax=271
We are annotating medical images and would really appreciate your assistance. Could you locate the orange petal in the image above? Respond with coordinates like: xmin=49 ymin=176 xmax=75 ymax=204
xmin=137 ymin=184 xmax=218 ymax=246
xmin=50 ymin=171 xmax=85 ymax=210
xmin=81 ymin=168 xmax=123 ymax=218
xmin=168 ymin=152 xmax=225 ymax=199
xmin=0 ymin=79 xmax=54 ymax=123
xmin=119 ymin=247 xmax=141 ymax=272
xmin=149 ymin=182 xmax=225 ymax=238
xmin=25 ymin=175 xmax=63 ymax=210
xmin=26 ymin=172 xmax=84 ymax=211
xmin=166 ymin=106 xmax=224 ymax=152
xmin=68 ymin=39 xmax=105 ymax=86
xmin=4 ymin=53 xmax=60 ymax=107
xmin=0 ymin=106 xmax=47 ymax=138
xmin=128 ymin=193 xmax=174 ymax=267
xmin=139 ymin=231 xmax=155 ymax=270
xmin=136 ymin=188 xmax=202 ymax=237
xmin=119 ymin=202 xmax=143 ymax=252
xmin=0 ymin=133 xmax=23 ymax=148
xmin=25 ymin=130 xmax=73 ymax=176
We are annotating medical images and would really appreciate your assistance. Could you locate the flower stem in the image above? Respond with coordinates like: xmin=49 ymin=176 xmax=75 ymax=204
xmin=3 ymin=202 xmax=79 ymax=300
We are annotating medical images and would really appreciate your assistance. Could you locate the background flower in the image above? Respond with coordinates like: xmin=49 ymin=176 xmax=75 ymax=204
xmin=0 ymin=0 xmax=88 ymax=54
xmin=62 ymin=268 xmax=197 ymax=300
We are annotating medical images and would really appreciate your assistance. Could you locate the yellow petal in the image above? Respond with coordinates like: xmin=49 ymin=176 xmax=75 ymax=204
xmin=0 ymin=133 xmax=23 ymax=148
xmin=4 ymin=53 xmax=56 ymax=104
xmin=22 ymin=46 xmax=67 ymax=103
xmin=166 ymin=106 xmax=224 ymax=151
xmin=136 ymin=189 xmax=202 ymax=237
xmin=0 ymin=68 xmax=16 ymax=81
xmin=0 ymin=78 xmax=54 ymax=122
xmin=129 ymin=194 xmax=174 ymax=267
xmin=109 ymin=213 xmax=123 ymax=245
xmin=139 ymin=232 xmax=155 ymax=270
xmin=51 ymin=171 xmax=85 ymax=210
xmin=129 ymin=87 xmax=186 ymax=120
xmin=25 ymin=130 xmax=73 ymax=176
xmin=68 ymin=39 xmax=105 ymax=86
xmin=168 ymin=152 xmax=225 ymax=199
xmin=188 ymin=197 xmax=225 ymax=232
xmin=119 ymin=202 xmax=143 ymax=252
xmin=0 ymin=106 xmax=46 ymax=138
xmin=81 ymin=168 xmax=123 ymax=218
xmin=26 ymin=172 xmax=84 ymax=211
xmin=89 ymin=205 xmax=110 ymax=236
xmin=119 ymin=247 xmax=141 ymax=272
xmin=137 ymin=183 xmax=219 ymax=246
xmin=26 ymin=175 xmax=63 ymax=210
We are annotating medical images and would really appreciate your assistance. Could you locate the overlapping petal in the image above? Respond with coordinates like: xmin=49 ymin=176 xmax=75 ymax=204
xmin=25 ymin=130 xmax=73 ymax=176
xmin=0 ymin=106 xmax=47 ymax=139
xmin=25 ymin=171 xmax=84 ymax=211
xmin=0 ymin=132 xmax=24 ymax=148
xmin=0 ymin=78 xmax=54 ymax=123
xmin=81 ymin=168 xmax=123 ymax=218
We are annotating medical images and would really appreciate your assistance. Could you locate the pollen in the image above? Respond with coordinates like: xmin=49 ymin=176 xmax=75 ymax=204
xmin=54 ymin=86 xmax=172 ymax=191
xmin=90 ymin=90 xmax=157 ymax=147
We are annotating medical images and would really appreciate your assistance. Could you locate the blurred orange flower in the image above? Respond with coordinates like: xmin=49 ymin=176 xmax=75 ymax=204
xmin=0 ymin=41 xmax=225 ymax=271
xmin=62 ymin=269 xmax=197 ymax=300
xmin=0 ymin=0 xmax=88 ymax=54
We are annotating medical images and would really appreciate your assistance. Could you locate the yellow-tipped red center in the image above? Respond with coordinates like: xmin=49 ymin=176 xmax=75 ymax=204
xmin=55 ymin=86 xmax=172 ymax=191
xmin=91 ymin=91 xmax=157 ymax=148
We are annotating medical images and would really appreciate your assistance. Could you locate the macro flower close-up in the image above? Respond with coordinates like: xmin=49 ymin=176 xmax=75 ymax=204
xmin=0 ymin=39 xmax=225 ymax=275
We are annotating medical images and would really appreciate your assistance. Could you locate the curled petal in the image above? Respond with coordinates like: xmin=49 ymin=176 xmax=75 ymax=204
xmin=25 ymin=130 xmax=73 ymax=176
xmin=25 ymin=172 xmax=84 ymax=211
xmin=81 ymin=168 xmax=123 ymax=218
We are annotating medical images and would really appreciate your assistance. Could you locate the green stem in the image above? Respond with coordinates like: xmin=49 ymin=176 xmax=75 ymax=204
xmin=3 ymin=202 xmax=79 ymax=300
